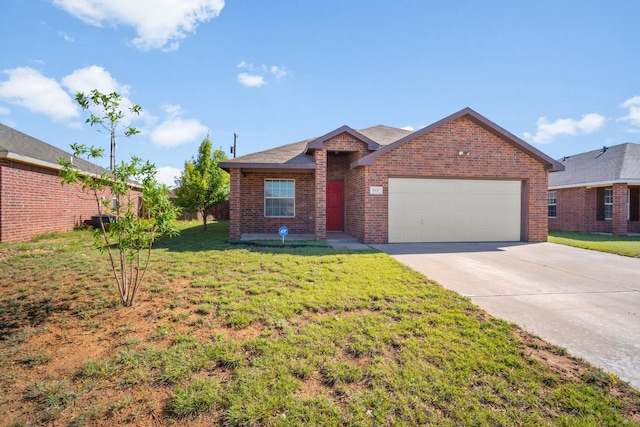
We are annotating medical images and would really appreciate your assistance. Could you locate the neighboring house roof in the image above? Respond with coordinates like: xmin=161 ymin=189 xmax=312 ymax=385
xmin=219 ymin=108 xmax=564 ymax=172
xmin=0 ymin=123 xmax=101 ymax=174
xmin=549 ymin=143 xmax=640 ymax=189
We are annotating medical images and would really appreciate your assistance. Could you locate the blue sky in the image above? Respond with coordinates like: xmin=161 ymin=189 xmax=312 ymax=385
xmin=1 ymin=0 xmax=639 ymax=187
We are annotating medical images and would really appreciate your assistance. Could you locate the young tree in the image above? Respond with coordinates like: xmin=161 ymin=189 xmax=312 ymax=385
xmin=75 ymin=89 xmax=142 ymax=171
xmin=59 ymin=92 xmax=180 ymax=307
xmin=176 ymin=135 xmax=230 ymax=230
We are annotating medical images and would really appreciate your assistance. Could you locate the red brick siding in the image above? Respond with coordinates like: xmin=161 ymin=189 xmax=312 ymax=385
xmin=229 ymin=168 xmax=241 ymax=239
xmin=234 ymin=171 xmax=315 ymax=237
xmin=550 ymin=185 xmax=640 ymax=235
xmin=549 ymin=187 xmax=587 ymax=232
xmin=323 ymin=134 xmax=371 ymax=240
xmin=612 ymin=183 xmax=628 ymax=236
xmin=0 ymin=159 xmax=140 ymax=243
xmin=314 ymin=151 xmax=327 ymax=240
xmin=345 ymin=152 xmax=366 ymax=241
xmin=363 ymin=117 xmax=549 ymax=244
xmin=227 ymin=119 xmax=552 ymax=243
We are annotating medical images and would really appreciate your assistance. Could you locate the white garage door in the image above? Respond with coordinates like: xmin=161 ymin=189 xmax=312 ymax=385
xmin=388 ymin=178 xmax=522 ymax=243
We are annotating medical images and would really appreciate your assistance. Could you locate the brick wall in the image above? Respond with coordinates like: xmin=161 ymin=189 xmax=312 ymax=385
xmin=0 ymin=159 xmax=140 ymax=243
xmin=234 ymin=170 xmax=315 ymax=237
xmin=612 ymin=183 xmax=628 ymax=236
xmin=323 ymin=134 xmax=371 ymax=241
xmin=549 ymin=187 xmax=587 ymax=232
xmin=363 ymin=116 xmax=550 ymax=243
xmin=229 ymin=168 xmax=241 ymax=240
xmin=345 ymin=152 xmax=366 ymax=241
xmin=550 ymin=185 xmax=640 ymax=235
xmin=228 ymin=117 xmax=553 ymax=243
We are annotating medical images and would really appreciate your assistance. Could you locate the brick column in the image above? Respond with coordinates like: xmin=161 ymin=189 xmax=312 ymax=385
xmin=314 ymin=150 xmax=327 ymax=240
xmin=612 ymin=183 xmax=628 ymax=236
xmin=229 ymin=168 xmax=242 ymax=240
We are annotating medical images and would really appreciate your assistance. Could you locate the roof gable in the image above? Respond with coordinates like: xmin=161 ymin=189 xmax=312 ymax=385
xmin=304 ymin=125 xmax=380 ymax=153
xmin=351 ymin=107 xmax=564 ymax=171
xmin=549 ymin=143 xmax=640 ymax=188
xmin=219 ymin=125 xmax=412 ymax=170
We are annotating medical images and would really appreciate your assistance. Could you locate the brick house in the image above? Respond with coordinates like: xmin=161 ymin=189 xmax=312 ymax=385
xmin=0 ymin=123 xmax=139 ymax=243
xmin=548 ymin=143 xmax=640 ymax=235
xmin=219 ymin=108 xmax=564 ymax=244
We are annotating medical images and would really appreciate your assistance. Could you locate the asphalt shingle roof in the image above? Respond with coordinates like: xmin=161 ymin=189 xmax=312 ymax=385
xmin=0 ymin=123 xmax=102 ymax=174
xmin=549 ymin=143 xmax=640 ymax=188
xmin=219 ymin=125 xmax=415 ymax=169
xmin=220 ymin=109 xmax=563 ymax=172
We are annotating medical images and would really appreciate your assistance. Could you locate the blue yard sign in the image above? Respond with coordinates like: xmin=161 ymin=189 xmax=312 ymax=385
xmin=279 ymin=226 xmax=289 ymax=243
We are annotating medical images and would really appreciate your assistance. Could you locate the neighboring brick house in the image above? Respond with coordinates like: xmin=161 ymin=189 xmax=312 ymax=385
xmin=219 ymin=108 xmax=564 ymax=244
xmin=548 ymin=143 xmax=640 ymax=236
xmin=0 ymin=123 xmax=140 ymax=243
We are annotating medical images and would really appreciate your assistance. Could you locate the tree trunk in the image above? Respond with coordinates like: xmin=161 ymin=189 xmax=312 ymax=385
xmin=202 ymin=208 xmax=208 ymax=231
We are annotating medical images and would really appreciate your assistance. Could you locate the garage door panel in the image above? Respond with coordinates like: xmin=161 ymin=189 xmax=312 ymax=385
xmin=388 ymin=178 xmax=521 ymax=243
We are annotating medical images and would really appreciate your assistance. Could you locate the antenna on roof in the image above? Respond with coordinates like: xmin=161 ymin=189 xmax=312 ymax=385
xmin=230 ymin=133 xmax=237 ymax=158
xmin=595 ymin=146 xmax=608 ymax=158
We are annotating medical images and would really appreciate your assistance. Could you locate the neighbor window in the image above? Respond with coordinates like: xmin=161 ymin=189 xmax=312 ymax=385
xmin=264 ymin=179 xmax=295 ymax=217
xmin=604 ymin=188 xmax=613 ymax=220
xmin=548 ymin=191 xmax=557 ymax=218
xmin=630 ymin=188 xmax=640 ymax=221
xmin=596 ymin=187 xmax=613 ymax=221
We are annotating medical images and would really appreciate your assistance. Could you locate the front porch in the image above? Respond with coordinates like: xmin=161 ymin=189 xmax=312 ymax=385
xmin=238 ymin=231 xmax=370 ymax=249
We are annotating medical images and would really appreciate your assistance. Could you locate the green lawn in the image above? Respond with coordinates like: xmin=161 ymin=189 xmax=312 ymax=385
xmin=1 ymin=221 xmax=639 ymax=426
xmin=549 ymin=231 xmax=640 ymax=257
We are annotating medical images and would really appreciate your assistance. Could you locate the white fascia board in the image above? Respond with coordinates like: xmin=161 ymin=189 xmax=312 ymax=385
xmin=549 ymin=179 xmax=640 ymax=190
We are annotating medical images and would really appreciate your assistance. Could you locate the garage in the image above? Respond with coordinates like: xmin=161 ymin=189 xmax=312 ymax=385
xmin=388 ymin=178 xmax=522 ymax=243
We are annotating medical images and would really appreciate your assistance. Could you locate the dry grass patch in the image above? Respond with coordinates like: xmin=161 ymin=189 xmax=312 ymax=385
xmin=1 ymin=221 xmax=639 ymax=426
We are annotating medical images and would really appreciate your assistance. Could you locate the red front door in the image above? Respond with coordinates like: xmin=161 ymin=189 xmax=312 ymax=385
xmin=326 ymin=181 xmax=343 ymax=231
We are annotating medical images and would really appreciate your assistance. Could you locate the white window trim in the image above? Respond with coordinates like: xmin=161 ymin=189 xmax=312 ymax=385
xmin=548 ymin=191 xmax=557 ymax=218
xmin=604 ymin=188 xmax=613 ymax=220
xmin=264 ymin=179 xmax=295 ymax=218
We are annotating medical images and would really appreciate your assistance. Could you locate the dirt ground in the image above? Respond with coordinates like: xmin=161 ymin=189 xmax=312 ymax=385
xmin=1 ymin=247 xmax=639 ymax=426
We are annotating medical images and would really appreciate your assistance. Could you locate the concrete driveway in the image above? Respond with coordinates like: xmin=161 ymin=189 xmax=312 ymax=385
xmin=371 ymin=241 xmax=640 ymax=390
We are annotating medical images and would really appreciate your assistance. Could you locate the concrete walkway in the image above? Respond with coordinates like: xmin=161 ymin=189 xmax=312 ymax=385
xmin=371 ymin=241 xmax=640 ymax=390
xmin=240 ymin=232 xmax=372 ymax=250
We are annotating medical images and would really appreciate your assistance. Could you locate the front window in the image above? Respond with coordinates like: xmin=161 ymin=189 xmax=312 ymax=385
xmin=265 ymin=179 xmax=295 ymax=217
xmin=548 ymin=191 xmax=557 ymax=218
xmin=604 ymin=188 xmax=613 ymax=220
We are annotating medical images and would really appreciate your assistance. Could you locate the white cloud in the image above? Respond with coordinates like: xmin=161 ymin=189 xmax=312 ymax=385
xmin=523 ymin=113 xmax=605 ymax=144
xmin=58 ymin=31 xmax=75 ymax=42
xmin=237 ymin=72 xmax=265 ymax=88
xmin=150 ymin=106 xmax=207 ymax=147
xmin=60 ymin=65 xmax=149 ymax=128
xmin=61 ymin=65 xmax=129 ymax=95
xmin=400 ymin=125 xmax=414 ymax=131
xmin=619 ymin=96 xmax=640 ymax=127
xmin=155 ymin=166 xmax=182 ymax=188
xmin=270 ymin=65 xmax=287 ymax=79
xmin=52 ymin=0 xmax=225 ymax=51
xmin=161 ymin=103 xmax=183 ymax=119
xmin=0 ymin=106 xmax=9 ymax=115
xmin=0 ymin=67 xmax=78 ymax=121
xmin=236 ymin=61 xmax=286 ymax=87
